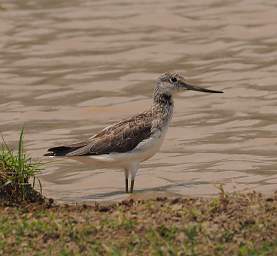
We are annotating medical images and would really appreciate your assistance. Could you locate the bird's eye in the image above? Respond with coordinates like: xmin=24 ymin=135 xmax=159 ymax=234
xmin=170 ymin=77 xmax=177 ymax=83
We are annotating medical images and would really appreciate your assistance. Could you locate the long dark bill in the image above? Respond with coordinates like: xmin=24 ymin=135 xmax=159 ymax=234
xmin=182 ymin=82 xmax=223 ymax=93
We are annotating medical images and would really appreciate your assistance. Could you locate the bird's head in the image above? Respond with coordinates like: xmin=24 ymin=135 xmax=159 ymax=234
xmin=156 ymin=72 xmax=223 ymax=95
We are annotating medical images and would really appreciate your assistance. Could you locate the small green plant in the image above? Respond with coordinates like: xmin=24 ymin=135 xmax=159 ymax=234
xmin=184 ymin=224 xmax=199 ymax=256
xmin=0 ymin=128 xmax=42 ymax=201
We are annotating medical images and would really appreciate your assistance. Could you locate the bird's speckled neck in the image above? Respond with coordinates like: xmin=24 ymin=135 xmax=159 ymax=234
xmin=152 ymin=87 xmax=174 ymax=130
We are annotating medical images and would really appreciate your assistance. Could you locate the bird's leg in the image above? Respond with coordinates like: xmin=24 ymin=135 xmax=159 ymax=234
xmin=124 ymin=168 xmax=129 ymax=193
xmin=125 ymin=178 xmax=128 ymax=193
xmin=130 ymin=179 xmax=135 ymax=193
xmin=130 ymin=163 xmax=139 ymax=193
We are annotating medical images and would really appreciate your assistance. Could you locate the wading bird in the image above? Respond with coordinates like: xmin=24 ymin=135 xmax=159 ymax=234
xmin=45 ymin=73 xmax=223 ymax=193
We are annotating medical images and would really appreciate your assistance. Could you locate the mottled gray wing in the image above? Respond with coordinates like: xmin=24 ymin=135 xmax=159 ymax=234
xmin=65 ymin=111 xmax=153 ymax=156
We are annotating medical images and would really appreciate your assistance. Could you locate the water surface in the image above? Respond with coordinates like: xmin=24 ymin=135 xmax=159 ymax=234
xmin=1 ymin=0 xmax=277 ymax=201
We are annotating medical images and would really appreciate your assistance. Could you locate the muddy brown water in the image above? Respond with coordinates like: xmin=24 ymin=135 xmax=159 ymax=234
xmin=1 ymin=0 xmax=277 ymax=202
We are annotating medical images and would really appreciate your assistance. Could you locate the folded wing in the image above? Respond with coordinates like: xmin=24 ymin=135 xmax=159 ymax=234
xmin=45 ymin=111 xmax=153 ymax=157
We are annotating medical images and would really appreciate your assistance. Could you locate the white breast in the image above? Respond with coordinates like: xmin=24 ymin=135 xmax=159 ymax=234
xmin=131 ymin=126 xmax=168 ymax=161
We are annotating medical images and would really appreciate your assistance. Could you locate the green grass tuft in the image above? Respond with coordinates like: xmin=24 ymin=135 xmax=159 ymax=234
xmin=0 ymin=128 xmax=42 ymax=202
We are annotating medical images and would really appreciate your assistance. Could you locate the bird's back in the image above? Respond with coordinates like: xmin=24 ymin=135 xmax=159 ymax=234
xmin=45 ymin=110 xmax=154 ymax=157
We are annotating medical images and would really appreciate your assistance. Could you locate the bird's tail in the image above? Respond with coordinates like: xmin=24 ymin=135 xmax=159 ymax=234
xmin=44 ymin=146 xmax=79 ymax=156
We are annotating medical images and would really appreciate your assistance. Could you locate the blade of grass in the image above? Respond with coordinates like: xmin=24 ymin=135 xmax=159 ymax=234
xmin=33 ymin=176 xmax=42 ymax=194
xmin=18 ymin=128 xmax=24 ymax=174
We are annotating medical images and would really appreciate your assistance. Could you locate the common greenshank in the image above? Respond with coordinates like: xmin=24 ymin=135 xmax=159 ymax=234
xmin=45 ymin=73 xmax=223 ymax=193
